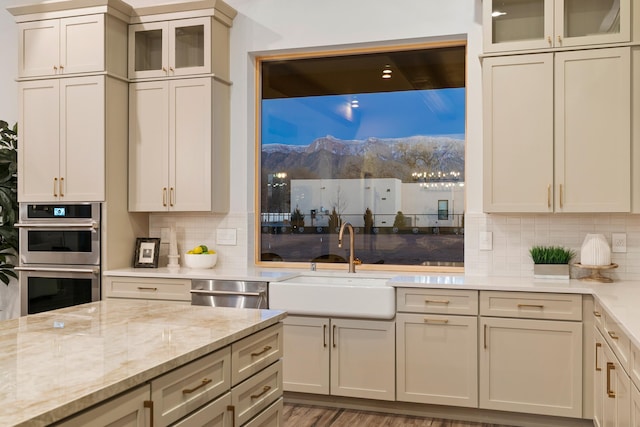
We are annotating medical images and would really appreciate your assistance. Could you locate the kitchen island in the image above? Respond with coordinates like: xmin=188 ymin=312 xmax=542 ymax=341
xmin=0 ymin=299 xmax=286 ymax=426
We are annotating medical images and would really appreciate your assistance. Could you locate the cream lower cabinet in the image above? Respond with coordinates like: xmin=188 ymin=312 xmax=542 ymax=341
xmin=282 ymin=315 xmax=395 ymax=400
xmin=129 ymin=77 xmax=229 ymax=212
xmin=18 ymin=76 xmax=107 ymax=202
xmin=103 ymin=276 xmax=191 ymax=303
xmin=483 ymin=47 xmax=631 ymax=213
xmin=396 ymin=288 xmax=478 ymax=407
xmin=632 ymin=383 xmax=640 ymax=426
xmin=479 ymin=292 xmax=583 ymax=417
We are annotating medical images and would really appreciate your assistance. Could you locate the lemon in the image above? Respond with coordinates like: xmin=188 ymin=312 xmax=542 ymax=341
xmin=187 ymin=250 xmax=194 ymax=254
xmin=192 ymin=246 xmax=203 ymax=254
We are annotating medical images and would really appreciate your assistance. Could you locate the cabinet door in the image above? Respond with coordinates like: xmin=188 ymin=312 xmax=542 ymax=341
xmin=483 ymin=54 xmax=554 ymax=212
xmin=603 ymin=342 xmax=632 ymax=426
xmin=17 ymin=19 xmax=60 ymax=78
xmin=632 ymin=383 xmax=640 ymax=427
xmin=169 ymin=17 xmax=211 ymax=77
xmin=281 ymin=316 xmax=329 ymax=394
xmin=595 ymin=328 xmax=606 ymax=427
xmin=60 ymin=76 xmax=105 ymax=201
xmin=129 ymin=81 xmax=170 ymax=211
xmin=555 ymin=48 xmax=631 ymax=212
xmin=170 ymin=78 xmax=212 ymax=211
xmin=555 ymin=0 xmax=631 ymax=48
xmin=59 ymin=15 xmax=105 ymax=75
xmin=128 ymin=21 xmax=168 ymax=79
xmin=18 ymin=80 xmax=60 ymax=202
xmin=331 ymin=318 xmax=395 ymax=401
xmin=479 ymin=317 xmax=582 ymax=417
xmin=396 ymin=313 xmax=477 ymax=407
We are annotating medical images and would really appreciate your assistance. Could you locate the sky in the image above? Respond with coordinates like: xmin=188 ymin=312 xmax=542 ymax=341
xmin=261 ymin=88 xmax=466 ymax=146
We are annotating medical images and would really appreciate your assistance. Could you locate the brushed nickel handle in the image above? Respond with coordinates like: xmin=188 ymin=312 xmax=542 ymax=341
xmin=332 ymin=324 xmax=336 ymax=348
xmin=137 ymin=287 xmax=158 ymax=291
xmin=594 ymin=311 xmax=602 ymax=318
xmin=170 ymin=187 xmax=175 ymax=207
xmin=162 ymin=187 xmax=167 ymax=206
xmin=425 ymin=299 xmax=450 ymax=304
xmin=183 ymin=378 xmax=212 ymax=394
xmin=59 ymin=177 xmax=64 ymax=197
xmin=323 ymin=324 xmax=327 ymax=348
xmin=53 ymin=177 xmax=58 ymax=197
xmin=608 ymin=331 xmax=619 ymax=340
xmin=424 ymin=318 xmax=449 ymax=324
xmin=595 ymin=342 xmax=602 ymax=371
xmin=144 ymin=400 xmax=154 ymax=427
xmin=607 ymin=362 xmax=616 ymax=398
xmin=251 ymin=345 xmax=272 ymax=357
xmin=518 ymin=304 xmax=544 ymax=309
xmin=250 ymin=385 xmax=271 ymax=399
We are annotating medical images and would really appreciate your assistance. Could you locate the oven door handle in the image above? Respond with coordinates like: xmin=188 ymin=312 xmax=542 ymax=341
xmin=15 ymin=266 xmax=100 ymax=274
xmin=190 ymin=290 xmax=266 ymax=297
xmin=15 ymin=221 xmax=99 ymax=230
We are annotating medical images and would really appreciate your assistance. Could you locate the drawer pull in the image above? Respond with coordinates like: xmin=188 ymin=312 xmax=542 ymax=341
xmin=595 ymin=342 xmax=602 ymax=371
xmin=424 ymin=318 xmax=449 ymax=324
xmin=323 ymin=324 xmax=327 ymax=348
xmin=608 ymin=331 xmax=619 ymax=340
xmin=517 ymin=304 xmax=544 ymax=309
xmin=137 ymin=287 xmax=158 ymax=291
xmin=144 ymin=400 xmax=154 ymax=427
xmin=250 ymin=385 xmax=271 ymax=399
xmin=594 ymin=311 xmax=602 ymax=318
xmin=607 ymin=362 xmax=616 ymax=398
xmin=182 ymin=378 xmax=212 ymax=394
xmin=425 ymin=299 xmax=450 ymax=304
xmin=251 ymin=345 xmax=272 ymax=357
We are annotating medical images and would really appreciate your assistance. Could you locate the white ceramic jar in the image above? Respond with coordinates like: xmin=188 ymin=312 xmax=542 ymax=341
xmin=580 ymin=234 xmax=611 ymax=266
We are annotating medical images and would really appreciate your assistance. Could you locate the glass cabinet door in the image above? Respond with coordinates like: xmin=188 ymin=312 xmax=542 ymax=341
xmin=557 ymin=0 xmax=630 ymax=47
xmin=484 ymin=0 xmax=553 ymax=52
xmin=169 ymin=17 xmax=211 ymax=77
xmin=129 ymin=22 xmax=168 ymax=79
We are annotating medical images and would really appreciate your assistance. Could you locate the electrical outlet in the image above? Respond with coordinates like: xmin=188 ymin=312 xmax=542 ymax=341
xmin=479 ymin=231 xmax=493 ymax=251
xmin=612 ymin=233 xmax=626 ymax=253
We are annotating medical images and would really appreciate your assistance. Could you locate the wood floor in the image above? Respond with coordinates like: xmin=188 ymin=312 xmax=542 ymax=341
xmin=283 ymin=403 xmax=515 ymax=427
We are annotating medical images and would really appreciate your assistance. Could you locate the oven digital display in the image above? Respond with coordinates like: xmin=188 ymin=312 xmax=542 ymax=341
xmin=53 ymin=207 xmax=66 ymax=217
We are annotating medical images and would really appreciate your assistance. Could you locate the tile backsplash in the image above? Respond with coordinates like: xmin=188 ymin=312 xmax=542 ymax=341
xmin=149 ymin=211 xmax=640 ymax=281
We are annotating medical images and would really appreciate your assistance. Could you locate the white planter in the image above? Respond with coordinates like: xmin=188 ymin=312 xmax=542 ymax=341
xmin=534 ymin=264 xmax=570 ymax=280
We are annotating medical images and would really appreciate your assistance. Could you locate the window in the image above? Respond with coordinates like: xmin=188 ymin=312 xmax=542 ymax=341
xmin=258 ymin=44 xmax=466 ymax=268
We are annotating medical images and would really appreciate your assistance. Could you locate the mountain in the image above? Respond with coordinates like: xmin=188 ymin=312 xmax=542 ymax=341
xmin=261 ymin=135 xmax=465 ymax=182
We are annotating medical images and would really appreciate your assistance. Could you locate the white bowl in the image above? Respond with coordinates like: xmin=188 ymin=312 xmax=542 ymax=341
xmin=183 ymin=253 xmax=217 ymax=269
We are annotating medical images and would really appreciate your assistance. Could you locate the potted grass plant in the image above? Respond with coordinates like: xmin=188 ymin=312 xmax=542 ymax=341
xmin=530 ymin=245 xmax=575 ymax=279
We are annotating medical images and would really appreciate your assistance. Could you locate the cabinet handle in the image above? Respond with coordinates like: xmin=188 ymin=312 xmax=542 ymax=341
xmin=144 ymin=400 xmax=154 ymax=427
xmin=606 ymin=362 xmax=616 ymax=398
xmin=137 ymin=287 xmax=158 ymax=291
xmin=517 ymin=304 xmax=544 ymax=309
xmin=251 ymin=345 xmax=272 ymax=357
xmin=425 ymin=299 xmax=450 ymax=304
xmin=227 ymin=405 xmax=236 ymax=427
xmin=547 ymin=184 xmax=551 ymax=208
xmin=557 ymin=35 xmax=562 ymax=44
xmin=169 ymin=66 xmax=174 ymax=73
xmin=53 ymin=177 xmax=58 ymax=197
xmin=484 ymin=324 xmax=488 ymax=349
xmin=59 ymin=177 xmax=64 ymax=197
xmin=53 ymin=65 xmax=58 ymax=72
xmin=594 ymin=311 xmax=602 ymax=318
xmin=323 ymin=324 xmax=327 ymax=347
xmin=547 ymin=35 xmax=552 ymax=45
xmin=608 ymin=330 xmax=619 ymax=340
xmin=162 ymin=66 xmax=167 ymax=73
xmin=559 ymin=184 xmax=564 ymax=208
xmin=162 ymin=187 xmax=167 ymax=206
xmin=423 ymin=317 xmax=449 ymax=324
xmin=332 ymin=324 xmax=336 ymax=348
xmin=59 ymin=64 xmax=64 ymax=72
xmin=170 ymin=187 xmax=175 ymax=207
xmin=595 ymin=342 xmax=602 ymax=371
xmin=250 ymin=385 xmax=271 ymax=399
xmin=182 ymin=378 xmax=212 ymax=394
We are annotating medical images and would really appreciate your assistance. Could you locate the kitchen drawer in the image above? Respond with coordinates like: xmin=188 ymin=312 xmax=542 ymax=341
xmin=104 ymin=276 xmax=191 ymax=301
xmin=231 ymin=359 xmax=283 ymax=426
xmin=172 ymin=391 xmax=232 ymax=427
xmin=243 ymin=397 xmax=284 ymax=427
xmin=232 ymin=323 xmax=283 ymax=385
xmin=151 ymin=347 xmax=231 ymax=426
xmin=593 ymin=299 xmax=604 ymax=331
xmin=603 ymin=311 xmax=631 ymax=373
xmin=397 ymin=288 xmax=478 ymax=315
xmin=480 ymin=291 xmax=582 ymax=321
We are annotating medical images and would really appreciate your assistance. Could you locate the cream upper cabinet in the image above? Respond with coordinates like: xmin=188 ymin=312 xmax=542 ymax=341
xmin=483 ymin=0 xmax=631 ymax=53
xmin=281 ymin=315 xmax=395 ymax=401
xmin=128 ymin=17 xmax=211 ymax=79
xmin=129 ymin=77 xmax=229 ymax=212
xmin=18 ymin=76 xmax=105 ymax=202
xmin=483 ymin=47 xmax=630 ymax=213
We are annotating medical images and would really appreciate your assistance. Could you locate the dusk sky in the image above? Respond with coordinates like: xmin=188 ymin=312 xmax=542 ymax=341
xmin=261 ymin=88 xmax=466 ymax=146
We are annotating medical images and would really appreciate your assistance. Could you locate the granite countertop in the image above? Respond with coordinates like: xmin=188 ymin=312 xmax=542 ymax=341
xmin=0 ymin=299 xmax=286 ymax=427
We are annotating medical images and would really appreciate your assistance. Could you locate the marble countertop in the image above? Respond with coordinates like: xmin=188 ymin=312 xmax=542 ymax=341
xmin=0 ymin=299 xmax=286 ymax=427
xmin=104 ymin=266 xmax=299 ymax=281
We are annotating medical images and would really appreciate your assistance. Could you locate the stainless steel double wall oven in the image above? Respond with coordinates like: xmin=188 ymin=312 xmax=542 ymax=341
xmin=16 ymin=203 xmax=101 ymax=315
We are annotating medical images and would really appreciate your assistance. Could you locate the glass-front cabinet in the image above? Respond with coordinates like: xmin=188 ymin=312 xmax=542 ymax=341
xmin=483 ymin=0 xmax=630 ymax=53
xmin=128 ymin=17 xmax=211 ymax=79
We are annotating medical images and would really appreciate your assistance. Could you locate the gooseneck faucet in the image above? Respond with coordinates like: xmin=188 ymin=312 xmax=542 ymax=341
xmin=338 ymin=221 xmax=360 ymax=273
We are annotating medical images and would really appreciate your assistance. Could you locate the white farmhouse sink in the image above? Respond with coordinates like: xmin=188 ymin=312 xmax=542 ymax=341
xmin=269 ymin=273 xmax=395 ymax=319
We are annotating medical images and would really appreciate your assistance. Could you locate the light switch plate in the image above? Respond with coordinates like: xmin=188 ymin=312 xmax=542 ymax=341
xmin=217 ymin=228 xmax=237 ymax=246
xmin=479 ymin=231 xmax=493 ymax=251
xmin=612 ymin=233 xmax=626 ymax=253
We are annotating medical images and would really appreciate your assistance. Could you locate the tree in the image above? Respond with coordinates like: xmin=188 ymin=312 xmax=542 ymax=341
xmin=363 ymin=207 xmax=373 ymax=233
xmin=290 ymin=207 xmax=305 ymax=230
xmin=328 ymin=207 xmax=341 ymax=231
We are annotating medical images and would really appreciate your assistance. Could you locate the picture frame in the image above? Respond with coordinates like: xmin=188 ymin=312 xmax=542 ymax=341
xmin=134 ymin=237 xmax=161 ymax=268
